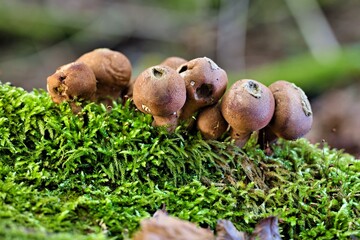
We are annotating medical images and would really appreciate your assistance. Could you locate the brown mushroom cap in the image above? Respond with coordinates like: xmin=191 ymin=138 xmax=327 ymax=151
xmin=76 ymin=48 xmax=132 ymax=102
xmin=160 ymin=56 xmax=187 ymax=70
xmin=196 ymin=103 xmax=228 ymax=140
xmin=47 ymin=62 xmax=97 ymax=104
xmin=221 ymin=79 xmax=275 ymax=147
xmin=177 ymin=57 xmax=228 ymax=120
xmin=133 ymin=65 xmax=186 ymax=131
xmin=268 ymin=80 xmax=313 ymax=139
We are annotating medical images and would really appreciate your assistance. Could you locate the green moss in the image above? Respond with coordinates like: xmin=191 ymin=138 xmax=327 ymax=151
xmin=0 ymin=82 xmax=359 ymax=239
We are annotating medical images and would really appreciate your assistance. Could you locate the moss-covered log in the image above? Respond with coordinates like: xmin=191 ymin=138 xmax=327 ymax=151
xmin=0 ymin=82 xmax=359 ymax=239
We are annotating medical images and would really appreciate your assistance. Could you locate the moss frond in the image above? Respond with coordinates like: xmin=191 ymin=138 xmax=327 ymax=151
xmin=0 ymin=82 xmax=359 ymax=239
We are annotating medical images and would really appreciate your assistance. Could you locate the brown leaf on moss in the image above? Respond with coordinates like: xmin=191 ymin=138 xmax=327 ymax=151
xmin=133 ymin=209 xmax=215 ymax=240
xmin=250 ymin=217 xmax=281 ymax=240
xmin=215 ymin=219 xmax=247 ymax=240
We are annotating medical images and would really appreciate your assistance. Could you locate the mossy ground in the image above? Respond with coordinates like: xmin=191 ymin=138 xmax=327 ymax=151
xmin=0 ymin=82 xmax=359 ymax=239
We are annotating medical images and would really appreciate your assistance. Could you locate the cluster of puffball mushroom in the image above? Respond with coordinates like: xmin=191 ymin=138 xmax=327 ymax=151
xmin=47 ymin=48 xmax=313 ymax=148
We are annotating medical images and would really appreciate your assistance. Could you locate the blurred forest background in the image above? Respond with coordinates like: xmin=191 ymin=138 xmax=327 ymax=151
xmin=0 ymin=0 xmax=360 ymax=157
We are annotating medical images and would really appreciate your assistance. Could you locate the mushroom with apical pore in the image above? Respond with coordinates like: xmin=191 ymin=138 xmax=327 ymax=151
xmin=259 ymin=80 xmax=313 ymax=147
xmin=132 ymin=65 xmax=187 ymax=132
xmin=177 ymin=57 xmax=228 ymax=121
xmin=221 ymin=79 xmax=275 ymax=148
xmin=47 ymin=62 xmax=97 ymax=113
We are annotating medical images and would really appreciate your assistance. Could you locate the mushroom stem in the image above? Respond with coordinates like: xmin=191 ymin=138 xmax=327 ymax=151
xmin=153 ymin=113 xmax=179 ymax=132
xmin=230 ymin=129 xmax=252 ymax=148
xmin=179 ymin=104 xmax=200 ymax=122
xmin=258 ymin=126 xmax=278 ymax=149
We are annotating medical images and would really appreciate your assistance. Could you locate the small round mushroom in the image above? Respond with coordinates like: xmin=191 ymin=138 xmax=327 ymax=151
xmin=47 ymin=62 xmax=97 ymax=113
xmin=76 ymin=48 xmax=132 ymax=104
xmin=260 ymin=80 xmax=313 ymax=146
xmin=196 ymin=102 xmax=228 ymax=140
xmin=177 ymin=57 xmax=228 ymax=120
xmin=132 ymin=65 xmax=186 ymax=132
xmin=221 ymin=79 xmax=275 ymax=148
xmin=160 ymin=56 xmax=187 ymax=70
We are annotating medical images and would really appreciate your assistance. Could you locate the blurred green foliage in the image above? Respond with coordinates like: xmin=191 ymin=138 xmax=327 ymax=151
xmin=1 ymin=0 xmax=359 ymax=93
xmin=0 ymin=2 xmax=84 ymax=41
xmin=242 ymin=44 xmax=360 ymax=95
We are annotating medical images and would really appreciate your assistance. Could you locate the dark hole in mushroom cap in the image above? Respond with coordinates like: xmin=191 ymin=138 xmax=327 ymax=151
xmin=152 ymin=68 xmax=164 ymax=78
xmin=178 ymin=65 xmax=188 ymax=74
xmin=54 ymin=86 xmax=63 ymax=95
xmin=245 ymin=80 xmax=262 ymax=98
xmin=196 ymin=84 xmax=213 ymax=99
xmin=59 ymin=76 xmax=66 ymax=82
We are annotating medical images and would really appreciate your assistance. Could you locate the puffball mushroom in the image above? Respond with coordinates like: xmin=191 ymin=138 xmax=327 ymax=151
xmin=47 ymin=62 xmax=97 ymax=113
xmin=160 ymin=56 xmax=187 ymax=70
xmin=177 ymin=57 xmax=228 ymax=120
xmin=133 ymin=65 xmax=186 ymax=132
xmin=76 ymin=48 xmax=132 ymax=104
xmin=221 ymin=79 xmax=275 ymax=148
xmin=260 ymin=80 xmax=313 ymax=146
xmin=196 ymin=103 xmax=228 ymax=140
